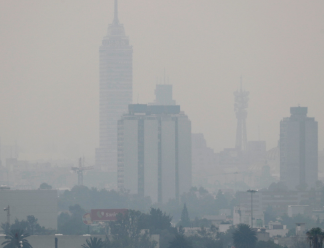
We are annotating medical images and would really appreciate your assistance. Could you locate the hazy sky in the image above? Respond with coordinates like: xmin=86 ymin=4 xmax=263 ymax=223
xmin=0 ymin=0 xmax=324 ymax=160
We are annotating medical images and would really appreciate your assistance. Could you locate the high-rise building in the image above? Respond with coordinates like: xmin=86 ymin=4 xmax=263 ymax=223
xmin=117 ymin=104 xmax=192 ymax=204
xmin=280 ymin=107 xmax=318 ymax=190
xmin=96 ymin=0 xmax=133 ymax=173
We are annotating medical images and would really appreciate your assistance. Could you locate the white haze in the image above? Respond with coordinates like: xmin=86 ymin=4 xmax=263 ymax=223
xmin=0 ymin=0 xmax=323 ymax=161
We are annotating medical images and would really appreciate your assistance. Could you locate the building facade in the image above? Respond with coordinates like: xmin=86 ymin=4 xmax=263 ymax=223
xmin=117 ymin=104 xmax=191 ymax=204
xmin=280 ymin=107 xmax=318 ymax=190
xmin=0 ymin=189 xmax=57 ymax=230
xmin=96 ymin=0 xmax=133 ymax=173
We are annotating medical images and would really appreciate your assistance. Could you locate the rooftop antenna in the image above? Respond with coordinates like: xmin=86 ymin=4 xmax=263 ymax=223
xmin=240 ymin=75 xmax=243 ymax=92
xmin=113 ymin=0 xmax=119 ymax=24
xmin=164 ymin=68 xmax=166 ymax=85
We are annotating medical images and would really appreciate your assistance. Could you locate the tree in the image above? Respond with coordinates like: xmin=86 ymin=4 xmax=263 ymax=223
xmin=82 ymin=237 xmax=104 ymax=248
xmin=306 ymin=227 xmax=324 ymax=248
xmin=179 ymin=204 xmax=190 ymax=227
xmin=148 ymin=208 xmax=172 ymax=232
xmin=109 ymin=210 xmax=157 ymax=248
xmin=39 ymin=183 xmax=52 ymax=190
xmin=168 ymin=235 xmax=193 ymax=248
xmin=57 ymin=204 xmax=87 ymax=235
xmin=10 ymin=219 xmax=29 ymax=233
xmin=232 ymin=224 xmax=257 ymax=248
xmin=1 ymin=229 xmax=32 ymax=248
xmin=27 ymin=216 xmax=37 ymax=235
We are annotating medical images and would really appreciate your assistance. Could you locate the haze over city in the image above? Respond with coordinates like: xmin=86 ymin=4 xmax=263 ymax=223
xmin=1 ymin=1 xmax=324 ymax=248
xmin=1 ymin=0 xmax=324 ymax=160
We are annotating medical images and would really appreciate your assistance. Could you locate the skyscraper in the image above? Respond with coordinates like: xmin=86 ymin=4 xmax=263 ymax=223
xmin=96 ymin=0 xmax=133 ymax=174
xmin=280 ymin=107 xmax=318 ymax=190
xmin=117 ymin=104 xmax=192 ymax=203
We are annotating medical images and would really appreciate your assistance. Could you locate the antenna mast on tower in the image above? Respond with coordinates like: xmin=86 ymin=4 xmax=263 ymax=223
xmin=234 ymin=77 xmax=249 ymax=151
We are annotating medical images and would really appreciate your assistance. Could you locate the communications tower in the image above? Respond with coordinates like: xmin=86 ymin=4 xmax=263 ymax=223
xmin=234 ymin=80 xmax=249 ymax=151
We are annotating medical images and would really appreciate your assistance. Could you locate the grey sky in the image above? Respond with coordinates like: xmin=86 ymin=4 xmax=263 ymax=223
xmin=0 ymin=0 xmax=323 ymax=160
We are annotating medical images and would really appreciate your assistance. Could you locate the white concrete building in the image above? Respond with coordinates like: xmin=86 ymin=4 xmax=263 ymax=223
xmin=0 ymin=189 xmax=57 ymax=230
xmin=117 ymin=104 xmax=191 ymax=204
xmin=266 ymin=221 xmax=288 ymax=237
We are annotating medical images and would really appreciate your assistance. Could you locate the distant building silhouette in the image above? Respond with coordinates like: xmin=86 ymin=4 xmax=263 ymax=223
xmin=280 ymin=107 xmax=318 ymax=190
xmin=153 ymin=84 xmax=176 ymax=105
xmin=96 ymin=0 xmax=133 ymax=174
xmin=117 ymin=104 xmax=192 ymax=204
xmin=191 ymin=133 xmax=219 ymax=187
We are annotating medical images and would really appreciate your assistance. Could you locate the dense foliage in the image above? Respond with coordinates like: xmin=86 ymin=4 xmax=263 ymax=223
xmin=306 ymin=227 xmax=324 ymax=248
xmin=58 ymin=204 xmax=87 ymax=235
xmin=232 ymin=224 xmax=257 ymax=248
xmin=82 ymin=237 xmax=107 ymax=248
xmin=1 ymin=215 xmax=53 ymax=235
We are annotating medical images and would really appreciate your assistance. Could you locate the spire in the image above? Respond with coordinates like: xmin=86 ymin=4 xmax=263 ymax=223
xmin=113 ymin=0 xmax=119 ymax=24
xmin=240 ymin=75 xmax=243 ymax=92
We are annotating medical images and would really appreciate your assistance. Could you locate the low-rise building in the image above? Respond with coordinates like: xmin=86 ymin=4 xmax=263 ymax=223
xmin=266 ymin=221 xmax=288 ymax=237
xmin=288 ymin=205 xmax=311 ymax=217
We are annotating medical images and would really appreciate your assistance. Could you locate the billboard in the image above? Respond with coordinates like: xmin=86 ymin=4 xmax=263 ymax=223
xmin=90 ymin=209 xmax=128 ymax=221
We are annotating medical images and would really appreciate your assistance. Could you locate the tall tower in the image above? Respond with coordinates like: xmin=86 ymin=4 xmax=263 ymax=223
xmin=234 ymin=81 xmax=249 ymax=151
xmin=96 ymin=0 xmax=133 ymax=174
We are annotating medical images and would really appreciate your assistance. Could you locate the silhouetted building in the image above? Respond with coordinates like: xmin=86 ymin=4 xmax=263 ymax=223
xmin=153 ymin=84 xmax=176 ymax=105
xmin=191 ymin=133 xmax=219 ymax=187
xmin=96 ymin=0 xmax=133 ymax=173
xmin=117 ymin=104 xmax=192 ymax=204
xmin=280 ymin=107 xmax=318 ymax=190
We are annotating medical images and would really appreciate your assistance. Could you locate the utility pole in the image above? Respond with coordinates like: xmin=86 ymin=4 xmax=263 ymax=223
xmin=3 ymin=205 xmax=10 ymax=230
xmin=247 ymin=190 xmax=257 ymax=228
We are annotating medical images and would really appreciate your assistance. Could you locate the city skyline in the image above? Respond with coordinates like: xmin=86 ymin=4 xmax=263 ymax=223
xmin=0 ymin=1 xmax=323 ymax=161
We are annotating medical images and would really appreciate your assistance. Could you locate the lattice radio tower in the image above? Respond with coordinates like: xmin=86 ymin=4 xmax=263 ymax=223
xmin=234 ymin=78 xmax=249 ymax=151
